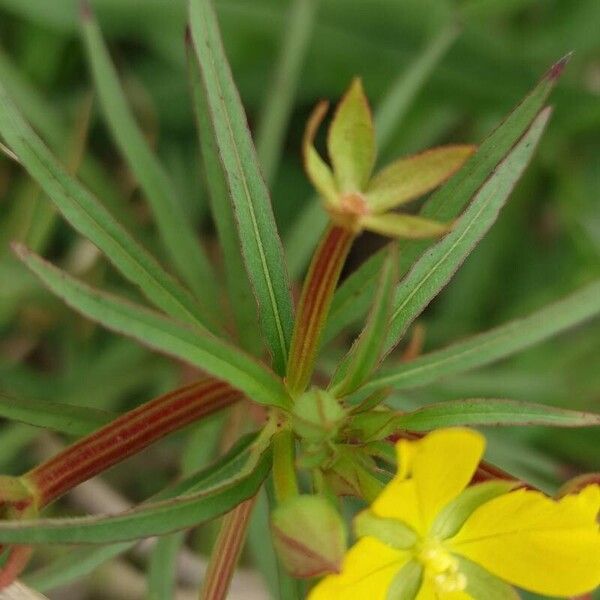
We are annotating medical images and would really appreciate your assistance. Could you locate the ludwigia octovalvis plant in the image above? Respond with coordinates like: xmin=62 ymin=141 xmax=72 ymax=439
xmin=0 ymin=0 xmax=598 ymax=598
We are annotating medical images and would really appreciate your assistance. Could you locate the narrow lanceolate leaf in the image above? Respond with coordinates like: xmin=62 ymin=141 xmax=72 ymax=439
xmin=23 ymin=435 xmax=257 ymax=591
xmin=390 ymin=399 xmax=600 ymax=432
xmin=80 ymin=10 xmax=220 ymax=327
xmin=383 ymin=107 xmax=551 ymax=356
xmin=188 ymin=0 xmax=294 ymax=375
xmin=286 ymin=225 xmax=354 ymax=397
xmin=14 ymin=246 xmax=292 ymax=410
xmin=325 ymin=56 xmax=569 ymax=345
xmin=364 ymin=279 xmax=600 ymax=392
xmin=0 ymin=438 xmax=271 ymax=545
xmin=0 ymin=79 xmax=209 ymax=330
xmin=187 ymin=46 xmax=259 ymax=355
xmin=24 ymin=379 xmax=243 ymax=506
xmin=330 ymin=244 xmax=396 ymax=396
xmin=0 ymin=393 xmax=112 ymax=436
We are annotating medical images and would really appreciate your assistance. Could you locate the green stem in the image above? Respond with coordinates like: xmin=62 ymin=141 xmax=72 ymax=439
xmin=199 ymin=496 xmax=257 ymax=600
xmin=286 ymin=225 xmax=354 ymax=397
xmin=272 ymin=429 xmax=299 ymax=503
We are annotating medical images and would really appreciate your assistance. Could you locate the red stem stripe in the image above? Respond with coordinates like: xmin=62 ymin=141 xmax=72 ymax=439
xmin=286 ymin=225 xmax=354 ymax=395
xmin=25 ymin=379 xmax=241 ymax=506
xmin=200 ymin=496 xmax=257 ymax=600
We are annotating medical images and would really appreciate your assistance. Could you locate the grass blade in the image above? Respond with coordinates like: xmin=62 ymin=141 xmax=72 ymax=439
xmin=188 ymin=0 xmax=294 ymax=374
xmin=325 ymin=57 xmax=568 ymax=345
xmin=383 ymin=107 xmax=551 ymax=354
xmin=0 ymin=393 xmax=113 ymax=436
xmin=374 ymin=24 xmax=459 ymax=151
xmin=80 ymin=9 xmax=221 ymax=327
xmin=365 ymin=279 xmax=600 ymax=392
xmin=256 ymin=0 xmax=319 ymax=184
xmin=14 ymin=245 xmax=291 ymax=410
xmin=0 ymin=80 xmax=211 ymax=330
xmin=0 ymin=442 xmax=271 ymax=545
xmin=390 ymin=399 xmax=600 ymax=431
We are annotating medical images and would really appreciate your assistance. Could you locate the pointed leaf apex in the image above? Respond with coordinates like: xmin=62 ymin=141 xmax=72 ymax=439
xmin=79 ymin=0 xmax=93 ymax=20
xmin=328 ymin=77 xmax=376 ymax=192
xmin=547 ymin=52 xmax=573 ymax=81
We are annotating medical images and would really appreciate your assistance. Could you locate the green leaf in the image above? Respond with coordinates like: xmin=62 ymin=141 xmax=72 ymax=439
xmin=15 ymin=246 xmax=291 ymax=410
xmin=330 ymin=244 xmax=396 ymax=396
xmin=431 ymin=481 xmax=517 ymax=540
xmin=391 ymin=399 xmax=600 ymax=431
xmin=186 ymin=43 xmax=260 ymax=355
xmin=327 ymin=78 xmax=375 ymax=193
xmin=0 ymin=79 xmax=209 ymax=330
xmin=326 ymin=57 xmax=567 ymax=345
xmin=256 ymin=0 xmax=319 ymax=185
xmin=0 ymin=437 xmax=271 ymax=545
xmin=361 ymin=212 xmax=451 ymax=239
xmin=365 ymin=279 xmax=600 ymax=392
xmin=366 ymin=145 xmax=475 ymax=212
xmin=80 ymin=10 xmax=220 ymax=327
xmin=0 ymin=392 xmax=113 ymax=436
xmin=23 ymin=435 xmax=257 ymax=591
xmin=383 ymin=106 xmax=551 ymax=355
xmin=188 ymin=0 xmax=294 ymax=375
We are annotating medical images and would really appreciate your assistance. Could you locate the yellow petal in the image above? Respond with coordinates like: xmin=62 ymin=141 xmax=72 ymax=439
xmin=361 ymin=213 xmax=452 ymax=240
xmin=366 ymin=145 xmax=475 ymax=212
xmin=308 ymin=536 xmax=409 ymax=600
xmin=448 ymin=484 xmax=600 ymax=597
xmin=373 ymin=429 xmax=485 ymax=535
xmin=303 ymin=100 xmax=339 ymax=208
xmin=327 ymin=78 xmax=376 ymax=193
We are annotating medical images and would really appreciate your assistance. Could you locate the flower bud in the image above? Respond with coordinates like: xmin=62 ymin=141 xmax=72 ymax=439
xmin=292 ymin=389 xmax=345 ymax=444
xmin=271 ymin=494 xmax=346 ymax=578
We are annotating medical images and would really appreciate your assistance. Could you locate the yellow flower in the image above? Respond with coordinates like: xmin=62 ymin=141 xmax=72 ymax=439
xmin=309 ymin=428 xmax=600 ymax=599
xmin=303 ymin=79 xmax=475 ymax=238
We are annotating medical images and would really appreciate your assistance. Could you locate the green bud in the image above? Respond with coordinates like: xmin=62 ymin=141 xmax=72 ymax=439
xmin=271 ymin=494 xmax=347 ymax=578
xmin=292 ymin=389 xmax=346 ymax=444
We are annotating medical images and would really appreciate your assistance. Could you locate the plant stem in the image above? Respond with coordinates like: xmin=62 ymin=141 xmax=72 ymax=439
xmin=272 ymin=429 xmax=299 ymax=503
xmin=23 ymin=379 xmax=241 ymax=507
xmin=199 ymin=496 xmax=257 ymax=600
xmin=286 ymin=225 xmax=354 ymax=397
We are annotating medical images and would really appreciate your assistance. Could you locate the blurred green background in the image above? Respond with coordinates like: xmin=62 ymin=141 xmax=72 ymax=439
xmin=0 ymin=1 xmax=598 ymax=598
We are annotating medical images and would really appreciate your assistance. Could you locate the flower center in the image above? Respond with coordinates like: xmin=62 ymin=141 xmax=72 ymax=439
xmin=417 ymin=541 xmax=467 ymax=594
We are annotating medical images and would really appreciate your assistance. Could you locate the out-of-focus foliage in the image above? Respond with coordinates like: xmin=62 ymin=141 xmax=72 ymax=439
xmin=0 ymin=1 xmax=598 ymax=598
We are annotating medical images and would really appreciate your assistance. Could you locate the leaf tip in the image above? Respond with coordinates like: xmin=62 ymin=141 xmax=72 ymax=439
xmin=79 ymin=0 xmax=93 ymax=20
xmin=184 ymin=24 xmax=193 ymax=47
xmin=10 ymin=241 xmax=28 ymax=261
xmin=546 ymin=52 xmax=573 ymax=81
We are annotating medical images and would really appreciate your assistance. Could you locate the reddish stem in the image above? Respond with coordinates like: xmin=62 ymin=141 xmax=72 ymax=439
xmin=199 ymin=495 xmax=258 ymax=600
xmin=286 ymin=225 xmax=354 ymax=397
xmin=24 ymin=378 xmax=241 ymax=506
